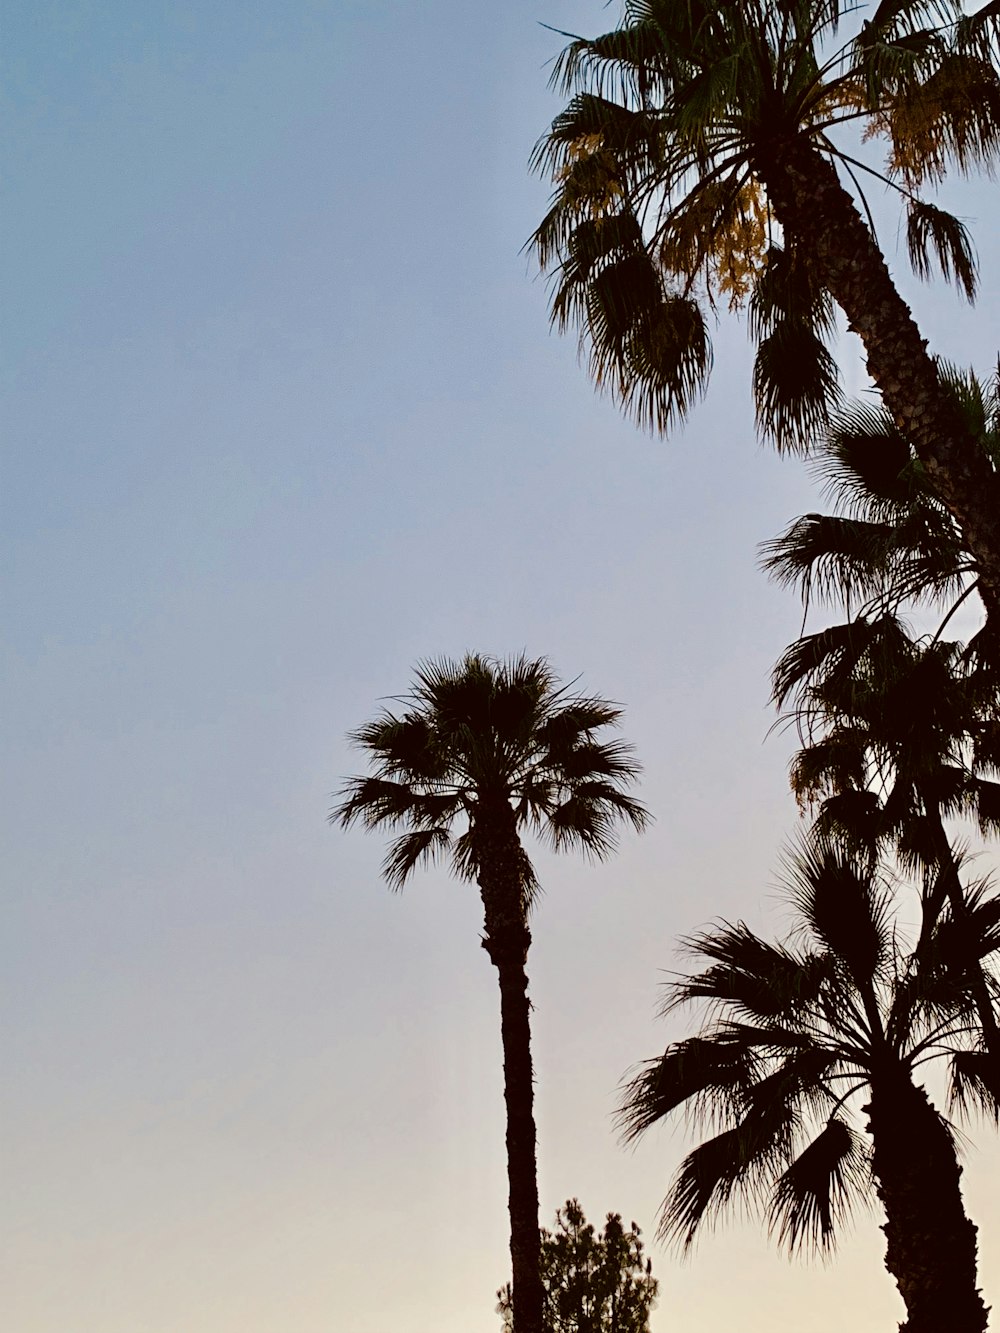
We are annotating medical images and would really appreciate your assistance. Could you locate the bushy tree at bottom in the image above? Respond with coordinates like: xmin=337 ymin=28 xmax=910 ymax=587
xmin=497 ymin=1198 xmax=658 ymax=1333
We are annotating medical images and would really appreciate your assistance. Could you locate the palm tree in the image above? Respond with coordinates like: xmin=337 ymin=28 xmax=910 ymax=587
xmin=761 ymin=379 xmax=1000 ymax=1050
xmin=532 ymin=2 xmax=1000 ymax=616
xmin=617 ymin=838 xmax=1000 ymax=1333
xmin=334 ymin=655 xmax=648 ymax=1333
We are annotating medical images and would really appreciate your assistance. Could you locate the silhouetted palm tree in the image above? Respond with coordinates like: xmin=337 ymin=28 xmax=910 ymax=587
xmin=334 ymin=655 xmax=648 ymax=1333
xmin=618 ymin=838 xmax=999 ymax=1333
xmin=532 ymin=2 xmax=1000 ymax=614
xmin=763 ymin=378 xmax=1000 ymax=1050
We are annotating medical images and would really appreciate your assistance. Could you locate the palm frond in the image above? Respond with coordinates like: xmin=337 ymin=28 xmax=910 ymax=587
xmin=550 ymin=736 xmax=642 ymax=782
xmin=906 ymin=199 xmax=978 ymax=300
xmin=782 ymin=838 xmax=892 ymax=984
xmin=883 ymin=50 xmax=1000 ymax=185
xmin=971 ymin=776 xmax=1000 ymax=835
xmin=332 ymin=777 xmax=461 ymax=831
xmin=544 ymin=784 xmax=650 ymax=858
xmin=616 ymin=1035 xmax=757 ymax=1143
xmin=658 ymin=1094 xmax=797 ymax=1249
xmin=771 ymin=615 xmax=907 ymax=710
xmin=748 ymin=244 xmax=837 ymax=341
xmin=761 ymin=513 xmax=900 ymax=606
xmin=811 ymin=788 xmax=886 ymax=851
xmin=789 ymin=730 xmax=870 ymax=809
xmin=753 ymin=321 xmax=843 ymax=453
xmin=769 ymin=1118 xmax=870 ymax=1253
xmin=819 ymin=405 xmax=917 ymax=516
xmin=933 ymin=881 xmax=1000 ymax=967
xmin=348 ymin=713 xmax=448 ymax=783
xmin=382 ymin=827 xmax=453 ymax=891
xmin=337 ymin=655 xmax=645 ymax=904
xmin=949 ymin=1049 xmax=1000 ymax=1123
xmin=668 ymin=922 xmax=827 ymax=1022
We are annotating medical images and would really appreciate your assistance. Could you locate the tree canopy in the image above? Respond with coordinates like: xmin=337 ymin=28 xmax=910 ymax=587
xmin=498 ymin=1198 xmax=658 ymax=1333
xmin=533 ymin=0 xmax=1000 ymax=615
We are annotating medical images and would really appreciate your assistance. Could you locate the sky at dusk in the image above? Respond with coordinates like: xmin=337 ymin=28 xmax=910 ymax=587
xmin=3 ymin=3 xmax=999 ymax=1331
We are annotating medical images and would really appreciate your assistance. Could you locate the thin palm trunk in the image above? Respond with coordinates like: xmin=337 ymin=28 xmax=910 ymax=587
xmin=756 ymin=137 xmax=1000 ymax=620
xmin=477 ymin=805 xmax=544 ymax=1333
xmin=493 ymin=949 xmax=544 ymax=1333
xmin=867 ymin=1071 xmax=988 ymax=1333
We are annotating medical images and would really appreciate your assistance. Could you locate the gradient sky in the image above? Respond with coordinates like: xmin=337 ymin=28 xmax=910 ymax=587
xmin=3 ymin=4 xmax=998 ymax=1331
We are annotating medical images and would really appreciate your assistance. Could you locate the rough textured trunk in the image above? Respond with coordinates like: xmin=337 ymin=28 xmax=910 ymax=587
xmin=867 ymin=1070 xmax=988 ymax=1333
xmin=755 ymin=136 xmax=1000 ymax=623
xmin=476 ymin=802 xmax=544 ymax=1333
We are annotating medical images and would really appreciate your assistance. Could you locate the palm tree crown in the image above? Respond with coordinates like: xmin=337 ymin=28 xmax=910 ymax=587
xmin=618 ymin=838 xmax=999 ymax=1332
xmin=533 ymin=0 xmax=1000 ymax=612
xmin=335 ymin=653 xmax=648 ymax=907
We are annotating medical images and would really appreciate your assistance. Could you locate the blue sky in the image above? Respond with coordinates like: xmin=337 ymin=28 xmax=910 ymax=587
xmin=3 ymin=4 xmax=998 ymax=1331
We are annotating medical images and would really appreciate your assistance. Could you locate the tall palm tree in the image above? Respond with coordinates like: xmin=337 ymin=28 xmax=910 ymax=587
xmin=334 ymin=655 xmax=648 ymax=1333
xmin=532 ymin=2 xmax=1000 ymax=616
xmin=617 ymin=838 xmax=1000 ymax=1333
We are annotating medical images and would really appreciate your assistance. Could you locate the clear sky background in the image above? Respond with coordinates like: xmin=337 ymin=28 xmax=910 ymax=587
xmin=2 ymin=3 xmax=998 ymax=1331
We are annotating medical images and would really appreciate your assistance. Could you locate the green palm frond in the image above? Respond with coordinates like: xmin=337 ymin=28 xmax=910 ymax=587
xmin=769 ymin=1118 xmax=870 ymax=1253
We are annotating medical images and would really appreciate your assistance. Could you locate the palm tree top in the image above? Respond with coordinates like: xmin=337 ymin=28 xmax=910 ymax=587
xmin=616 ymin=835 xmax=1000 ymax=1255
xmin=333 ymin=654 xmax=649 ymax=895
xmin=531 ymin=0 xmax=1000 ymax=441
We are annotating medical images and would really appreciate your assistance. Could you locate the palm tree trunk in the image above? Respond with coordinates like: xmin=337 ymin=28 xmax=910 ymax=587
xmin=866 ymin=1070 xmax=988 ymax=1333
xmin=476 ymin=806 xmax=544 ymax=1333
xmin=755 ymin=136 xmax=1000 ymax=621
xmin=491 ymin=942 xmax=544 ymax=1333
